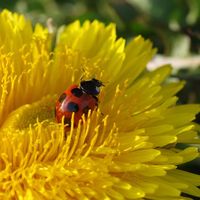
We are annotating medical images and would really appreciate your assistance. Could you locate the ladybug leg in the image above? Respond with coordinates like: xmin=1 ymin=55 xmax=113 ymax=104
xmin=91 ymin=96 xmax=104 ymax=116
xmin=100 ymin=112 xmax=104 ymax=116
xmin=64 ymin=117 xmax=71 ymax=127
xmin=82 ymin=106 xmax=90 ymax=116
xmin=92 ymin=95 xmax=99 ymax=107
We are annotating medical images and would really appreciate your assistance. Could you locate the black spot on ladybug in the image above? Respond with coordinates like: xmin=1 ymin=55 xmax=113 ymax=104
xmin=71 ymin=88 xmax=83 ymax=97
xmin=64 ymin=117 xmax=71 ymax=126
xmin=58 ymin=93 xmax=67 ymax=103
xmin=67 ymin=102 xmax=79 ymax=112
xmin=82 ymin=106 xmax=90 ymax=115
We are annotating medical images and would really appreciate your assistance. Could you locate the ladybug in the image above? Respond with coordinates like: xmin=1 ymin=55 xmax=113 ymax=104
xmin=55 ymin=78 xmax=104 ymax=128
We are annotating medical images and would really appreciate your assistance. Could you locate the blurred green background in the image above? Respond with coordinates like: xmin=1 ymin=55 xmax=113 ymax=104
xmin=0 ymin=1 xmax=200 ymax=196
xmin=1 ymin=0 xmax=199 ymax=55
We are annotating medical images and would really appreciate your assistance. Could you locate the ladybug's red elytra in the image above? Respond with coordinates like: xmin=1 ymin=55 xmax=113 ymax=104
xmin=55 ymin=78 xmax=104 ymax=128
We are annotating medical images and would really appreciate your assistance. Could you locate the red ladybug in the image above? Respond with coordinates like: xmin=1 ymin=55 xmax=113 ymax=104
xmin=55 ymin=78 xmax=104 ymax=128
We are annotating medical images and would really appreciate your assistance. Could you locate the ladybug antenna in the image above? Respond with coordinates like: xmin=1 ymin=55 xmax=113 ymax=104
xmin=80 ymin=74 xmax=84 ymax=81
xmin=80 ymin=67 xmax=86 ymax=81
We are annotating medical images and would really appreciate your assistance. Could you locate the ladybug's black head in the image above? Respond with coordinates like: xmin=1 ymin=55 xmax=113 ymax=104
xmin=80 ymin=78 xmax=104 ymax=96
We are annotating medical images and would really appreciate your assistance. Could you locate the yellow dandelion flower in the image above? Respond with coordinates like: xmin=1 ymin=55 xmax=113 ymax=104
xmin=0 ymin=9 xmax=200 ymax=200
